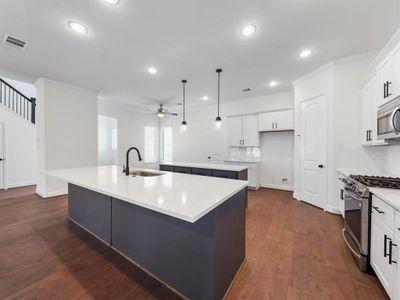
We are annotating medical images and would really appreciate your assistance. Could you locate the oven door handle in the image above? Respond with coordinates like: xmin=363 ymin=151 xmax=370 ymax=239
xmin=342 ymin=228 xmax=361 ymax=259
xmin=344 ymin=189 xmax=365 ymax=202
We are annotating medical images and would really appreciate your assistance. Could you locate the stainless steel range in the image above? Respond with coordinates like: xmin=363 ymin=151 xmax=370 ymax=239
xmin=342 ymin=175 xmax=400 ymax=272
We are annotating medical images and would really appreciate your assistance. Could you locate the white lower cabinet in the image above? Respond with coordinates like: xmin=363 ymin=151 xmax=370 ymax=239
xmin=395 ymin=235 xmax=400 ymax=300
xmin=371 ymin=213 xmax=394 ymax=298
xmin=225 ymin=161 xmax=260 ymax=190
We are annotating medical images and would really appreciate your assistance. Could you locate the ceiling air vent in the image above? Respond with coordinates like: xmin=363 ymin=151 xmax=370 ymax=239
xmin=2 ymin=34 xmax=28 ymax=50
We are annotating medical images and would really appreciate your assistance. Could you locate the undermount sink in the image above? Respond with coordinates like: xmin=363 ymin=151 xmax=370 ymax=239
xmin=130 ymin=171 xmax=163 ymax=177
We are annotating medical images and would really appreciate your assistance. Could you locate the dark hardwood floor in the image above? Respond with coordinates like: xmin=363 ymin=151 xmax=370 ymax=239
xmin=0 ymin=186 xmax=387 ymax=299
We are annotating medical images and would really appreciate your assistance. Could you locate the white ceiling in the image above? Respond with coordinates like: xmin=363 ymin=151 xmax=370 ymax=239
xmin=0 ymin=0 xmax=399 ymax=110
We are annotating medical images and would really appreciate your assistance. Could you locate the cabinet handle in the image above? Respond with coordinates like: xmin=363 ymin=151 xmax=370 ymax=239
xmin=387 ymin=81 xmax=392 ymax=97
xmin=384 ymin=83 xmax=387 ymax=98
xmin=384 ymin=235 xmax=390 ymax=258
xmin=366 ymin=130 xmax=369 ymax=142
xmin=389 ymin=240 xmax=397 ymax=264
xmin=372 ymin=206 xmax=385 ymax=214
xmin=340 ymin=189 xmax=344 ymax=200
xmin=272 ymin=122 xmax=274 ymax=129
xmin=275 ymin=122 xmax=278 ymax=129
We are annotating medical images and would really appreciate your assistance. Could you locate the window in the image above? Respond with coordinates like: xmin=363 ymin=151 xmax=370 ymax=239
xmin=162 ymin=127 xmax=172 ymax=162
xmin=144 ymin=126 xmax=156 ymax=163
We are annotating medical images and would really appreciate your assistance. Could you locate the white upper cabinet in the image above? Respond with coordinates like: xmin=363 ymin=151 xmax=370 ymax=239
xmin=361 ymin=77 xmax=385 ymax=146
xmin=242 ymin=115 xmax=259 ymax=147
xmin=258 ymin=110 xmax=294 ymax=132
xmin=227 ymin=117 xmax=244 ymax=147
xmin=376 ymin=42 xmax=400 ymax=108
xmin=227 ymin=115 xmax=259 ymax=147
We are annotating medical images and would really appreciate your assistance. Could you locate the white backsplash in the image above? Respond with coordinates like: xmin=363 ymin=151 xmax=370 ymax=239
xmin=385 ymin=145 xmax=400 ymax=176
xmin=337 ymin=144 xmax=387 ymax=175
xmin=228 ymin=147 xmax=261 ymax=161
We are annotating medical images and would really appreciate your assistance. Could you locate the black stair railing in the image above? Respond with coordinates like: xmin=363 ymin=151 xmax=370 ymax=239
xmin=0 ymin=78 xmax=36 ymax=124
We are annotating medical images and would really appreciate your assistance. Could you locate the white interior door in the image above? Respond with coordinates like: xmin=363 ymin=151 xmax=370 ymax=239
xmin=0 ymin=123 xmax=4 ymax=189
xmin=300 ymin=95 xmax=327 ymax=209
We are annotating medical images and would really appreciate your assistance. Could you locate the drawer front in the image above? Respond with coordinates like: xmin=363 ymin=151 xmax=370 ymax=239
xmin=191 ymin=168 xmax=212 ymax=177
xmin=174 ymin=166 xmax=192 ymax=174
xmin=212 ymin=170 xmax=238 ymax=179
xmin=159 ymin=165 xmax=174 ymax=172
xmin=395 ymin=210 xmax=400 ymax=237
xmin=372 ymin=195 xmax=395 ymax=229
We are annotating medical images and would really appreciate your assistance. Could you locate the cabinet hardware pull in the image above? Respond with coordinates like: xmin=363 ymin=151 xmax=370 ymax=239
xmin=384 ymin=83 xmax=387 ymax=98
xmin=387 ymin=81 xmax=392 ymax=97
xmin=389 ymin=240 xmax=397 ymax=264
xmin=384 ymin=235 xmax=390 ymax=257
xmin=372 ymin=206 xmax=385 ymax=214
xmin=340 ymin=189 xmax=344 ymax=200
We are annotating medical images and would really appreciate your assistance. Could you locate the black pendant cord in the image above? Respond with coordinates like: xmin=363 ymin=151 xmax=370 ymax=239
xmin=216 ymin=69 xmax=222 ymax=121
xmin=182 ymin=80 xmax=187 ymax=125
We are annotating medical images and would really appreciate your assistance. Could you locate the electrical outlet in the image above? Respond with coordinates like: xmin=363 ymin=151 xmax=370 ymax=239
xmin=282 ymin=178 xmax=288 ymax=183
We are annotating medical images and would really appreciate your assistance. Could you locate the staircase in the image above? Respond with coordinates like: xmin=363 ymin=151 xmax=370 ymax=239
xmin=0 ymin=78 xmax=36 ymax=124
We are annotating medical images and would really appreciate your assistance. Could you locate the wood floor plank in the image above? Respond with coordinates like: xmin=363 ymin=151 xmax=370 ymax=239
xmin=0 ymin=186 xmax=388 ymax=299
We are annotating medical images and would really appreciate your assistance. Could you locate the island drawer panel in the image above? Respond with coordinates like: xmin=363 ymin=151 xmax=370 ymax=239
xmin=174 ymin=166 xmax=192 ymax=174
xmin=212 ymin=169 xmax=238 ymax=179
xmin=159 ymin=165 xmax=174 ymax=172
xmin=68 ymin=184 xmax=112 ymax=245
xmin=191 ymin=167 xmax=213 ymax=176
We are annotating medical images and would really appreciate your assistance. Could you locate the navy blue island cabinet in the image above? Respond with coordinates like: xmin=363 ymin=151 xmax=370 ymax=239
xmin=159 ymin=164 xmax=248 ymax=181
xmin=67 ymin=183 xmax=247 ymax=300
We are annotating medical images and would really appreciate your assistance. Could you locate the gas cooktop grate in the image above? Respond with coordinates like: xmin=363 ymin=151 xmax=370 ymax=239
xmin=350 ymin=175 xmax=400 ymax=189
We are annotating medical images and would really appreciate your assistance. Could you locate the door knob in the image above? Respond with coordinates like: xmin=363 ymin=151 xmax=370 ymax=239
xmin=0 ymin=158 xmax=3 ymax=161
xmin=318 ymin=164 xmax=324 ymax=168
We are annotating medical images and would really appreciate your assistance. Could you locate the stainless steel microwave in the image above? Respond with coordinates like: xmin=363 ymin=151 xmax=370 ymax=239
xmin=377 ymin=96 xmax=400 ymax=140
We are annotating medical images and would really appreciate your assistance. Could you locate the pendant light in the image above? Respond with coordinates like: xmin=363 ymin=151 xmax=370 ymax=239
xmin=181 ymin=79 xmax=188 ymax=131
xmin=215 ymin=69 xmax=223 ymax=129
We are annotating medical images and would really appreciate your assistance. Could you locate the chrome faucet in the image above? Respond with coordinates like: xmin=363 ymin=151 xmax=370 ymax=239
xmin=123 ymin=147 xmax=143 ymax=176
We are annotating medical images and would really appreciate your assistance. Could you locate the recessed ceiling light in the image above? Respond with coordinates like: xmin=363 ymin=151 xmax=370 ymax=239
xmin=68 ymin=22 xmax=88 ymax=34
xmin=104 ymin=0 xmax=120 ymax=4
xmin=299 ymin=49 xmax=313 ymax=58
xmin=148 ymin=67 xmax=157 ymax=74
xmin=201 ymin=96 xmax=209 ymax=101
xmin=269 ymin=81 xmax=278 ymax=87
xmin=240 ymin=25 xmax=256 ymax=37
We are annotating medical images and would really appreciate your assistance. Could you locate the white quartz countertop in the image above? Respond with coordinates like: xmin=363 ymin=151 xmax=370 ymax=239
xmin=46 ymin=166 xmax=248 ymax=223
xmin=160 ymin=161 xmax=248 ymax=171
xmin=370 ymin=188 xmax=400 ymax=211
xmin=224 ymin=159 xmax=261 ymax=163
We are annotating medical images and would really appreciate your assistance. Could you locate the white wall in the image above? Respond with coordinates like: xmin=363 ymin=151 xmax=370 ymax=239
xmin=35 ymin=78 xmax=98 ymax=197
xmin=161 ymin=91 xmax=295 ymax=188
xmin=98 ymin=99 xmax=159 ymax=170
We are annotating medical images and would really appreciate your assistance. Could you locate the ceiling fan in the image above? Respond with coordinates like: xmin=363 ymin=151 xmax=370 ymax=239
xmin=155 ymin=104 xmax=178 ymax=118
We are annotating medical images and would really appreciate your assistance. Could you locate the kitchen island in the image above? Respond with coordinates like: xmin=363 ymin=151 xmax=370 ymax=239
xmin=47 ymin=166 xmax=248 ymax=300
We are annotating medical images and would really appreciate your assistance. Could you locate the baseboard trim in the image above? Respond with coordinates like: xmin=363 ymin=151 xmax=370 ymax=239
xmin=325 ymin=205 xmax=341 ymax=215
xmin=261 ymin=183 xmax=294 ymax=192
xmin=293 ymin=192 xmax=299 ymax=200
xmin=7 ymin=181 xmax=37 ymax=189
xmin=36 ymin=189 xmax=68 ymax=198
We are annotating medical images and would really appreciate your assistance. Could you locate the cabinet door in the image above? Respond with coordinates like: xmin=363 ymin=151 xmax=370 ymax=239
xmin=395 ymin=235 xmax=400 ymax=300
xmin=242 ymin=115 xmax=259 ymax=147
xmin=391 ymin=45 xmax=400 ymax=100
xmin=258 ymin=112 xmax=275 ymax=131
xmin=371 ymin=214 xmax=394 ymax=298
xmin=275 ymin=110 xmax=294 ymax=131
xmin=227 ymin=117 xmax=243 ymax=147
xmin=361 ymin=83 xmax=372 ymax=144
xmin=377 ymin=57 xmax=393 ymax=107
